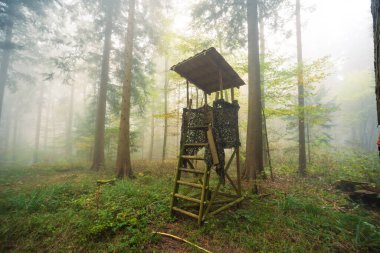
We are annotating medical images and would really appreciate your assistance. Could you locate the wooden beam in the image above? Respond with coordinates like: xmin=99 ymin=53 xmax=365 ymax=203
xmin=224 ymin=149 xmax=236 ymax=173
xmin=231 ymin=88 xmax=235 ymax=101
xmin=186 ymin=80 xmax=189 ymax=108
xmin=196 ymin=88 xmax=199 ymax=108
xmin=204 ymin=91 xmax=208 ymax=105
xmin=225 ymin=172 xmax=239 ymax=194
xmin=219 ymin=70 xmax=223 ymax=99
xmin=208 ymin=197 xmax=244 ymax=217
xmin=236 ymin=147 xmax=242 ymax=196
xmin=203 ymin=177 xmax=222 ymax=219
xmin=207 ymin=127 xmax=219 ymax=165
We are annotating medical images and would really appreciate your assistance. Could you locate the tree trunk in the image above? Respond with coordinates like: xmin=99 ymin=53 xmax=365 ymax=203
xmin=0 ymin=21 xmax=13 ymax=124
xmin=33 ymin=86 xmax=44 ymax=164
xmin=246 ymin=0 xmax=263 ymax=192
xmin=372 ymin=0 xmax=380 ymax=125
xmin=2 ymin=100 xmax=11 ymax=161
xmin=66 ymin=83 xmax=75 ymax=157
xmin=141 ymin=127 xmax=145 ymax=159
xmin=259 ymin=14 xmax=268 ymax=174
xmin=115 ymin=0 xmax=136 ymax=179
xmin=296 ymin=0 xmax=307 ymax=176
xmin=91 ymin=1 xmax=115 ymax=170
xmin=162 ymin=56 xmax=169 ymax=161
xmin=306 ymin=120 xmax=311 ymax=163
xmin=149 ymin=106 xmax=155 ymax=160
xmin=12 ymin=110 xmax=19 ymax=162
xmin=43 ymin=88 xmax=51 ymax=151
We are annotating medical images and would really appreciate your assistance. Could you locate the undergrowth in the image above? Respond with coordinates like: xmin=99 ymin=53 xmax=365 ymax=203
xmin=0 ymin=151 xmax=379 ymax=252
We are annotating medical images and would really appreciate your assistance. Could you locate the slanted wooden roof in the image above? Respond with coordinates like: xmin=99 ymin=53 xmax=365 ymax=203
xmin=170 ymin=47 xmax=245 ymax=94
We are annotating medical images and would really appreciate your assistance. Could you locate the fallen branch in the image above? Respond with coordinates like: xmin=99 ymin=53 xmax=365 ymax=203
xmin=153 ymin=231 xmax=212 ymax=253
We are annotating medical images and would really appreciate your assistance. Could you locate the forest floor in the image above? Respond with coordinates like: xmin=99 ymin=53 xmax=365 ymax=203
xmin=0 ymin=154 xmax=380 ymax=252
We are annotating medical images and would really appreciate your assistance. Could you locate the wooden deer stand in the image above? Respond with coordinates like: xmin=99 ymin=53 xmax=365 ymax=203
xmin=170 ymin=47 xmax=246 ymax=225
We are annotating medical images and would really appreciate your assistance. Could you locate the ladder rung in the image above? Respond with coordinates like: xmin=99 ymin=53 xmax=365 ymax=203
xmin=172 ymin=207 xmax=198 ymax=219
xmin=177 ymin=180 xmax=203 ymax=188
xmin=184 ymin=143 xmax=208 ymax=147
xmin=181 ymin=155 xmax=205 ymax=160
xmin=187 ymin=126 xmax=208 ymax=130
xmin=174 ymin=193 xmax=201 ymax=203
xmin=179 ymin=168 xmax=205 ymax=174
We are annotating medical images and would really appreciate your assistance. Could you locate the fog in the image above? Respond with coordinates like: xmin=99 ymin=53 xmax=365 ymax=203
xmin=0 ymin=0 xmax=376 ymax=165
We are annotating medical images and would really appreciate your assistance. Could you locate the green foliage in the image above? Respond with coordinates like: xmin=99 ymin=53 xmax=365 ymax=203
xmin=192 ymin=0 xmax=289 ymax=50
xmin=0 ymin=165 xmax=171 ymax=252
xmin=1 ymin=154 xmax=379 ymax=252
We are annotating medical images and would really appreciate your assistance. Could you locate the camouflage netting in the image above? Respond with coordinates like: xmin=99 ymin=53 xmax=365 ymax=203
xmin=180 ymin=99 xmax=240 ymax=183
xmin=213 ymin=99 xmax=240 ymax=148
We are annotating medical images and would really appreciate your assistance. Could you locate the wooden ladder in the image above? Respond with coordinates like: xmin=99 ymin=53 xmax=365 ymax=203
xmin=170 ymin=124 xmax=219 ymax=225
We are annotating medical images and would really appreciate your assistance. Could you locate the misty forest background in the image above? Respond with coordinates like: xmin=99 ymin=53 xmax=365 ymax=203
xmin=0 ymin=0 xmax=379 ymax=252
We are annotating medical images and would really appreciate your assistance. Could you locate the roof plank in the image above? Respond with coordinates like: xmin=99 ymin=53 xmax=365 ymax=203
xmin=170 ymin=47 xmax=245 ymax=94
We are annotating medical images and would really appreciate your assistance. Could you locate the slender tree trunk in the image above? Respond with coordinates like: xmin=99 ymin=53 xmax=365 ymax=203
xmin=115 ymin=0 xmax=136 ymax=178
xmin=43 ymin=92 xmax=50 ymax=151
xmin=216 ymin=34 xmax=229 ymax=101
xmin=149 ymin=106 xmax=155 ymax=160
xmin=259 ymin=14 xmax=268 ymax=173
xmin=12 ymin=109 xmax=19 ymax=162
xmin=296 ymin=0 xmax=307 ymax=176
xmin=0 ymin=21 xmax=13 ymax=124
xmin=372 ymin=0 xmax=380 ymax=124
xmin=91 ymin=1 xmax=115 ymax=170
xmin=162 ymin=56 xmax=169 ymax=161
xmin=51 ymin=99 xmax=56 ymax=156
xmin=246 ymin=0 xmax=263 ymax=192
xmin=66 ymin=83 xmax=75 ymax=157
xmin=141 ymin=127 xmax=145 ymax=159
xmin=1 ymin=101 xmax=11 ymax=161
xmin=33 ymin=86 xmax=44 ymax=163
xmin=306 ymin=120 xmax=311 ymax=163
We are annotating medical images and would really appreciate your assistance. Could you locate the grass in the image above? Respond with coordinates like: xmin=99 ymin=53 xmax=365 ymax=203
xmin=0 ymin=154 xmax=379 ymax=252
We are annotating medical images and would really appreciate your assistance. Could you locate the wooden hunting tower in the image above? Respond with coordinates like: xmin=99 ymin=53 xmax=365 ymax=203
xmin=170 ymin=47 xmax=245 ymax=225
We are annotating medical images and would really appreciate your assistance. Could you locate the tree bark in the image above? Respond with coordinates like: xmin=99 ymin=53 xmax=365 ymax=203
xmin=296 ymin=0 xmax=307 ymax=176
xmin=0 ymin=21 xmax=13 ymax=124
xmin=162 ymin=56 xmax=169 ymax=161
xmin=246 ymin=0 xmax=263 ymax=192
xmin=372 ymin=0 xmax=380 ymax=125
xmin=306 ymin=119 xmax=311 ymax=163
xmin=149 ymin=106 xmax=155 ymax=160
xmin=43 ymin=88 xmax=51 ymax=151
xmin=33 ymin=86 xmax=44 ymax=164
xmin=2 ymin=100 xmax=11 ymax=161
xmin=91 ymin=1 xmax=115 ymax=170
xmin=115 ymin=0 xmax=136 ymax=179
xmin=12 ymin=109 xmax=19 ymax=162
xmin=66 ymin=83 xmax=75 ymax=157
xmin=259 ymin=13 xmax=268 ymax=174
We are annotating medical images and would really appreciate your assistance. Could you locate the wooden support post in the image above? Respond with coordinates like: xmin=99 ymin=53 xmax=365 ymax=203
xmin=204 ymin=92 xmax=208 ymax=106
xmin=186 ymin=80 xmax=189 ymax=108
xmin=207 ymin=126 xmax=219 ymax=165
xmin=236 ymin=147 xmax=241 ymax=196
xmin=203 ymin=178 xmax=221 ymax=220
xmin=198 ymin=166 xmax=210 ymax=225
xmin=196 ymin=88 xmax=199 ymax=108
xmin=219 ymin=70 xmax=223 ymax=99
xmin=231 ymin=88 xmax=235 ymax=101
xmin=208 ymin=197 xmax=244 ymax=217
xmin=225 ymin=172 xmax=239 ymax=194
